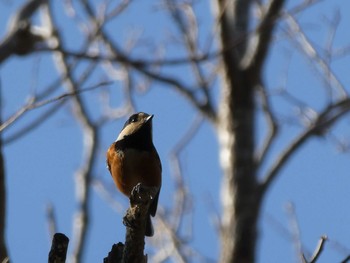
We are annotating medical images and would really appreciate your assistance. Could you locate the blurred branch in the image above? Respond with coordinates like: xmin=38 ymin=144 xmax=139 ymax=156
xmin=169 ymin=115 xmax=202 ymax=232
xmin=323 ymin=9 xmax=341 ymax=63
xmin=91 ymin=179 xmax=124 ymax=214
xmin=260 ymin=98 xmax=350 ymax=194
xmin=285 ymin=203 xmax=307 ymax=263
xmin=256 ymin=82 xmax=278 ymax=166
xmin=166 ymin=0 xmax=214 ymax=114
xmin=96 ymin=59 xmax=136 ymax=125
xmin=245 ymin=0 xmax=285 ymax=73
xmin=341 ymin=255 xmax=350 ymax=263
xmin=151 ymin=215 xmax=187 ymax=263
xmin=3 ymin=103 xmax=62 ymax=145
xmin=285 ymin=14 xmax=348 ymax=99
xmin=287 ymin=0 xmax=322 ymax=15
xmin=78 ymin=0 xmax=217 ymax=123
xmin=0 ymin=81 xmax=111 ymax=133
xmin=152 ymin=213 xmax=215 ymax=263
xmin=265 ymin=212 xmax=312 ymax=256
xmin=0 ymin=0 xmax=48 ymax=63
xmin=105 ymin=0 xmax=134 ymax=21
xmin=150 ymin=115 xmax=204 ymax=262
xmin=45 ymin=3 xmax=101 ymax=262
xmin=0 ymin=106 xmax=9 ymax=263
xmin=286 ymin=208 xmax=328 ymax=263
xmin=38 ymin=46 xmax=218 ymax=67
xmin=46 ymin=203 xmax=57 ymax=240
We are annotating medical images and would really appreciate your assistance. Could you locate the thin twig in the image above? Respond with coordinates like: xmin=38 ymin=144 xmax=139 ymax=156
xmin=260 ymin=98 xmax=350 ymax=194
xmin=285 ymin=14 xmax=347 ymax=99
xmin=166 ymin=0 xmax=213 ymax=113
xmin=256 ymin=83 xmax=278 ymax=166
xmin=285 ymin=203 xmax=307 ymax=263
xmin=169 ymin=115 xmax=203 ymax=232
xmin=79 ymin=1 xmax=217 ymax=122
xmin=0 ymin=81 xmax=111 ymax=133
xmin=309 ymin=236 xmax=327 ymax=263
xmin=46 ymin=203 xmax=57 ymax=239
xmin=46 ymin=2 xmax=101 ymax=261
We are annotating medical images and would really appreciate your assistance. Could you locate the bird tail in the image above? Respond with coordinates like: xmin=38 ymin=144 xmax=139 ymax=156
xmin=145 ymin=214 xmax=154 ymax=237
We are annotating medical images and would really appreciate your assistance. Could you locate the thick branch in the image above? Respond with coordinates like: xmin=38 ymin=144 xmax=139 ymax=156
xmin=217 ymin=0 xmax=252 ymax=65
xmin=0 ymin=84 xmax=9 ymax=263
xmin=104 ymin=184 xmax=158 ymax=263
xmin=122 ymin=184 xmax=157 ymax=263
xmin=245 ymin=0 xmax=285 ymax=73
xmin=48 ymin=233 xmax=69 ymax=263
xmin=0 ymin=137 xmax=9 ymax=263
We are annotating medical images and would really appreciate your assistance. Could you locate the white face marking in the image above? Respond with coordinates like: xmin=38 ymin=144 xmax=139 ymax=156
xmin=115 ymin=114 xmax=153 ymax=142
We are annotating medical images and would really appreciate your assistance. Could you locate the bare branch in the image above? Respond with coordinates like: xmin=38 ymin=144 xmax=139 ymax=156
xmin=0 ymin=128 xmax=9 ymax=263
xmin=0 ymin=97 xmax=34 ymax=133
xmin=37 ymin=46 xmax=218 ymax=67
xmin=169 ymin=115 xmax=203 ymax=232
xmin=260 ymin=98 xmax=350 ymax=194
xmin=105 ymin=0 xmax=132 ymax=21
xmin=323 ymin=9 xmax=341 ymax=62
xmin=104 ymin=184 xmax=158 ymax=263
xmin=91 ymin=179 xmax=124 ymax=213
xmin=308 ymin=236 xmax=327 ymax=263
xmin=341 ymin=255 xmax=350 ymax=263
xmin=78 ymin=1 xmax=217 ymax=123
xmin=285 ymin=14 xmax=348 ymax=99
xmin=256 ymin=83 xmax=279 ymax=166
xmin=45 ymin=3 xmax=101 ymax=261
xmin=151 ymin=214 xmax=187 ymax=263
xmin=48 ymin=233 xmax=69 ymax=263
xmin=285 ymin=203 xmax=307 ymax=263
xmin=0 ymin=0 xmax=48 ymax=63
xmin=166 ymin=0 xmax=214 ymax=117
xmin=3 ymin=103 xmax=61 ymax=145
xmin=46 ymin=203 xmax=57 ymax=240
xmin=287 ymin=0 xmax=322 ymax=16
xmin=32 ymin=81 xmax=112 ymax=109
xmin=122 ymin=184 xmax=158 ymax=262
xmin=0 ymin=81 xmax=111 ymax=133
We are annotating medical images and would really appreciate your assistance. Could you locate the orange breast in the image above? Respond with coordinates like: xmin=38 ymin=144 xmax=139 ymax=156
xmin=107 ymin=144 xmax=161 ymax=197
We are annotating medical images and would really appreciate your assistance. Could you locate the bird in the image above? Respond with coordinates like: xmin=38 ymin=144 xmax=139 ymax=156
xmin=106 ymin=112 xmax=162 ymax=237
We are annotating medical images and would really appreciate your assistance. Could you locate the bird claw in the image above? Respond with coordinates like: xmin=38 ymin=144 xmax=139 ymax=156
xmin=131 ymin=183 xmax=144 ymax=196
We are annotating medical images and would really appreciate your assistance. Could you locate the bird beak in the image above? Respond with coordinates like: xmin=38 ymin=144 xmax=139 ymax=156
xmin=146 ymin=114 xmax=154 ymax=122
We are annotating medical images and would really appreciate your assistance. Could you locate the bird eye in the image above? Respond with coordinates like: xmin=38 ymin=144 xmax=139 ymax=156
xmin=129 ymin=114 xmax=138 ymax=123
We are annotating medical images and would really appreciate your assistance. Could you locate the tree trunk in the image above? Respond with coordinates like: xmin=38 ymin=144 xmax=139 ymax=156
xmin=215 ymin=0 xmax=261 ymax=262
xmin=0 ymin=110 xmax=9 ymax=262
xmin=217 ymin=69 xmax=260 ymax=263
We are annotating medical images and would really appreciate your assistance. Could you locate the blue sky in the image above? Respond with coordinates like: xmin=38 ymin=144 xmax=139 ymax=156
xmin=1 ymin=1 xmax=350 ymax=262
